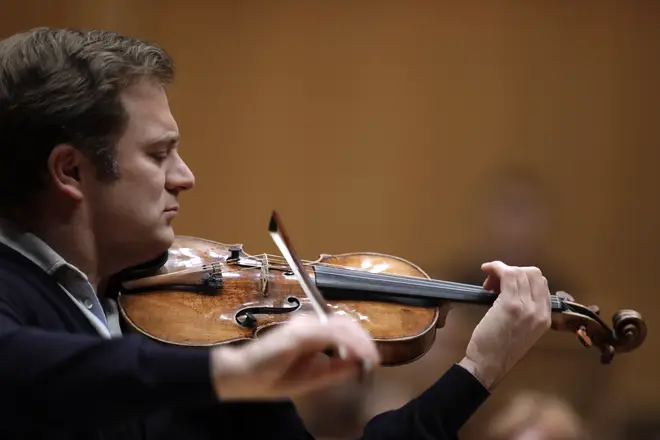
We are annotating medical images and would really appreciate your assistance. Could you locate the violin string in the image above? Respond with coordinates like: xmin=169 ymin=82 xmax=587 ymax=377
xmin=232 ymin=254 xmax=481 ymax=291
xmin=195 ymin=254 xmax=561 ymax=306
xmin=234 ymin=253 xmax=548 ymax=297
xmin=256 ymin=253 xmax=490 ymax=292
xmin=200 ymin=252 xmax=561 ymax=304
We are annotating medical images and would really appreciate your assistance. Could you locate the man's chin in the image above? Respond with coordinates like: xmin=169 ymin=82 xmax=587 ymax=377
xmin=152 ymin=227 xmax=176 ymax=254
xmin=123 ymin=228 xmax=175 ymax=268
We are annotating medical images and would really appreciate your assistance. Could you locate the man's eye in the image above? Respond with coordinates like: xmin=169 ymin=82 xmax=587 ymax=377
xmin=151 ymin=151 xmax=168 ymax=161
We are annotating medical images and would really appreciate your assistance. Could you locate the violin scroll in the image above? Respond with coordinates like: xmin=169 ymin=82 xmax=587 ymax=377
xmin=612 ymin=309 xmax=647 ymax=352
xmin=552 ymin=300 xmax=647 ymax=365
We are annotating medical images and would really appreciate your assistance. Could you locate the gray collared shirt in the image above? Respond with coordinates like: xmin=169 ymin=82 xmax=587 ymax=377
xmin=0 ymin=219 xmax=122 ymax=338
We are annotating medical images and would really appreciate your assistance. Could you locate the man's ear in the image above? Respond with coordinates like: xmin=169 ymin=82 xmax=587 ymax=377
xmin=47 ymin=144 xmax=85 ymax=202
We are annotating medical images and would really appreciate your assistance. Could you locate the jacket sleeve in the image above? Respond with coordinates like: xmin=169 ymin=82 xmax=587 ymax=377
xmin=0 ymin=275 xmax=218 ymax=431
xmin=356 ymin=364 xmax=490 ymax=440
xmin=165 ymin=364 xmax=489 ymax=440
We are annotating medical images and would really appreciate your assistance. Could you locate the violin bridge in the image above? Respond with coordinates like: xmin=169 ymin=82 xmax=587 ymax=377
xmin=260 ymin=254 xmax=269 ymax=297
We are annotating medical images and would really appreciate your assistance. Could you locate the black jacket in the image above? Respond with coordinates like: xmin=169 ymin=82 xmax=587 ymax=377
xmin=0 ymin=243 xmax=489 ymax=439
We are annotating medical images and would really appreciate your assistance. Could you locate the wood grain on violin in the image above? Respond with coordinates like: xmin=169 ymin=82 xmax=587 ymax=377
xmin=116 ymin=236 xmax=647 ymax=367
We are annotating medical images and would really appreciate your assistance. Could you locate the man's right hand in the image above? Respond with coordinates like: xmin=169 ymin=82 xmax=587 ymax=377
xmin=209 ymin=314 xmax=380 ymax=401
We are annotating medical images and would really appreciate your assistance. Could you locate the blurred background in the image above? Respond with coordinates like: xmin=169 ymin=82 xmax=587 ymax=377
xmin=2 ymin=1 xmax=658 ymax=438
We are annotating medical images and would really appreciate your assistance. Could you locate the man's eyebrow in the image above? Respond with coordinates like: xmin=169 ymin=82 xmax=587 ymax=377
xmin=144 ymin=132 xmax=180 ymax=147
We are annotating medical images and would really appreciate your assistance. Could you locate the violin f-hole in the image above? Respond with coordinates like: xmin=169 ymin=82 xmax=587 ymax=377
xmin=235 ymin=297 xmax=302 ymax=328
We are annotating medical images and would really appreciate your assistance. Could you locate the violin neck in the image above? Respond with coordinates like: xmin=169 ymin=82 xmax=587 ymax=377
xmin=314 ymin=266 xmax=565 ymax=311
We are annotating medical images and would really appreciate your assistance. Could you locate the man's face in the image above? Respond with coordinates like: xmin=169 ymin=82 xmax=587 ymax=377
xmin=85 ymin=79 xmax=195 ymax=270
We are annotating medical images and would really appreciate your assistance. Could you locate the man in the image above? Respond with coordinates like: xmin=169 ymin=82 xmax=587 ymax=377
xmin=0 ymin=27 xmax=553 ymax=439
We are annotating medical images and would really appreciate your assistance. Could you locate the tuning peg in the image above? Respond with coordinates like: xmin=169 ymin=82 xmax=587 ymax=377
xmin=600 ymin=345 xmax=615 ymax=364
xmin=576 ymin=325 xmax=592 ymax=347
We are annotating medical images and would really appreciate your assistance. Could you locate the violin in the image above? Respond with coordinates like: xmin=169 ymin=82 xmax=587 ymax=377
xmin=114 ymin=223 xmax=647 ymax=367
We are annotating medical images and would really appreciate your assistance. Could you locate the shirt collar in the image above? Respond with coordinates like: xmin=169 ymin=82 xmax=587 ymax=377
xmin=0 ymin=219 xmax=89 ymax=282
xmin=0 ymin=218 xmax=115 ymax=337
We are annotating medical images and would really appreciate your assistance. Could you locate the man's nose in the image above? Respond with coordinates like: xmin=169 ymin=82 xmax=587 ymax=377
xmin=166 ymin=154 xmax=195 ymax=192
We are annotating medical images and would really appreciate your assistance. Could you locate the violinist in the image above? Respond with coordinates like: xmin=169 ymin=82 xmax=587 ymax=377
xmin=0 ymin=27 xmax=554 ymax=440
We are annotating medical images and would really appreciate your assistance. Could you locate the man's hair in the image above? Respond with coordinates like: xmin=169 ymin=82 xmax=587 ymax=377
xmin=0 ymin=27 xmax=175 ymax=212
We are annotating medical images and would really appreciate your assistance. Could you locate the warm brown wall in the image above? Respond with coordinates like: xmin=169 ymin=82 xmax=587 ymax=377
xmin=1 ymin=1 xmax=658 ymax=438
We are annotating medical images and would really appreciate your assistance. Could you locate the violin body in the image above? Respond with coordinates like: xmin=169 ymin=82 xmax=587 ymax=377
xmin=118 ymin=236 xmax=444 ymax=366
xmin=116 ymin=234 xmax=647 ymax=367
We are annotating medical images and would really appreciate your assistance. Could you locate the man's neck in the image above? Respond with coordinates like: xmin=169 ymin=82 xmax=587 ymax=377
xmin=9 ymin=205 xmax=102 ymax=290
xmin=38 ymin=221 xmax=101 ymax=288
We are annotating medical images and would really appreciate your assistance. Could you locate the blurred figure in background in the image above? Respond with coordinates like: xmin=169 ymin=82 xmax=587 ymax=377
xmin=447 ymin=164 xmax=574 ymax=294
xmin=487 ymin=391 xmax=588 ymax=440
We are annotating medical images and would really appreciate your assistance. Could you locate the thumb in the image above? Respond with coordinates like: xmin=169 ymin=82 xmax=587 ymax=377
xmin=556 ymin=291 xmax=575 ymax=302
